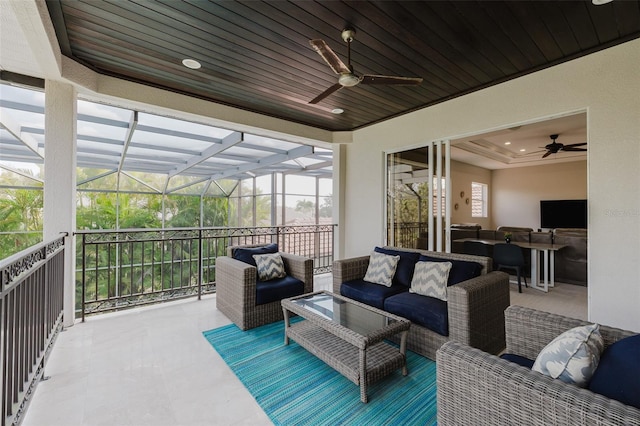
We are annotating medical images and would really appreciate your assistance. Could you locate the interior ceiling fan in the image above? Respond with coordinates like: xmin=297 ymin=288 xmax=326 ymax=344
xmin=539 ymin=134 xmax=587 ymax=158
xmin=308 ymin=28 xmax=423 ymax=104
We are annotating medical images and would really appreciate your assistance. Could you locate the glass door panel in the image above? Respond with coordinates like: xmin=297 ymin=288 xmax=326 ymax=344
xmin=386 ymin=141 xmax=450 ymax=251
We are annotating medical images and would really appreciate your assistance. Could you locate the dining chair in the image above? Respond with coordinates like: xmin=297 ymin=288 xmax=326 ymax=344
xmin=493 ymin=243 xmax=528 ymax=293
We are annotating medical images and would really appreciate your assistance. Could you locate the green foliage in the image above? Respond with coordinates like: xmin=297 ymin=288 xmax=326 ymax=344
xmin=392 ymin=182 xmax=430 ymax=224
xmin=295 ymin=199 xmax=314 ymax=213
xmin=0 ymin=188 xmax=43 ymax=258
xmin=77 ymin=192 xmax=162 ymax=230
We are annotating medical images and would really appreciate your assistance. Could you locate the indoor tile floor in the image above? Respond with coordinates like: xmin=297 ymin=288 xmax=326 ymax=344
xmin=21 ymin=274 xmax=585 ymax=426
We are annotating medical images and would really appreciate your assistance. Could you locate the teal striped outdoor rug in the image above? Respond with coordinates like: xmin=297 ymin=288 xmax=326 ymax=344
xmin=203 ymin=320 xmax=438 ymax=425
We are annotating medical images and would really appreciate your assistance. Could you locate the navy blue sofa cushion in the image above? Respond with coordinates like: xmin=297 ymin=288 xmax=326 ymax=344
xmin=588 ymin=334 xmax=640 ymax=409
xmin=233 ymin=243 xmax=278 ymax=267
xmin=419 ymin=255 xmax=482 ymax=285
xmin=256 ymin=275 xmax=304 ymax=305
xmin=341 ymin=279 xmax=407 ymax=310
xmin=500 ymin=353 xmax=535 ymax=369
xmin=383 ymin=291 xmax=449 ymax=336
xmin=374 ymin=247 xmax=420 ymax=287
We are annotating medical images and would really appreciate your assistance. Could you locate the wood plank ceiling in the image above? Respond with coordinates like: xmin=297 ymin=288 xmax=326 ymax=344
xmin=46 ymin=0 xmax=640 ymax=132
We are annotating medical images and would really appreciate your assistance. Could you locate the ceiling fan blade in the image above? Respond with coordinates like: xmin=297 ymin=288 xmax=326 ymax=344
xmin=309 ymin=39 xmax=350 ymax=74
xmin=542 ymin=151 xmax=552 ymax=158
xmin=309 ymin=83 xmax=344 ymax=104
xmin=361 ymin=75 xmax=423 ymax=85
xmin=563 ymin=142 xmax=587 ymax=148
xmin=562 ymin=147 xmax=588 ymax=152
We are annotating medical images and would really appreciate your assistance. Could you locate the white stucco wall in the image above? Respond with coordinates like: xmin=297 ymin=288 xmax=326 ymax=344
xmin=343 ymin=39 xmax=640 ymax=331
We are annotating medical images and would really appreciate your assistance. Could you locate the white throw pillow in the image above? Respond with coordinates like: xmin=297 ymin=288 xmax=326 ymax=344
xmin=253 ymin=253 xmax=286 ymax=281
xmin=532 ymin=323 xmax=604 ymax=387
xmin=363 ymin=251 xmax=400 ymax=287
xmin=409 ymin=261 xmax=452 ymax=301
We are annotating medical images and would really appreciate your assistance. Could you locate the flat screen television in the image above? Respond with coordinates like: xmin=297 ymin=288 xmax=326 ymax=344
xmin=540 ymin=199 xmax=587 ymax=229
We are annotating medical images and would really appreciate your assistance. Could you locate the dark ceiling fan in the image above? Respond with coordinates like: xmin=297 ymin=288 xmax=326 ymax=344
xmin=540 ymin=134 xmax=587 ymax=158
xmin=308 ymin=28 xmax=423 ymax=104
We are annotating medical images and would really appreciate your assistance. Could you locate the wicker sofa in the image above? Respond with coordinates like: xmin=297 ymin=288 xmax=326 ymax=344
xmin=333 ymin=247 xmax=510 ymax=360
xmin=437 ymin=306 xmax=640 ymax=426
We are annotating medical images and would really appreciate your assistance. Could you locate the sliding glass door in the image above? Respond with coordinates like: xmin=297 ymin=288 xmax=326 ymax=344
xmin=386 ymin=141 xmax=450 ymax=252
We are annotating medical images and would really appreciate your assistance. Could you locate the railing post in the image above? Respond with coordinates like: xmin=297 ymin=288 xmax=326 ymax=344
xmin=81 ymin=233 xmax=86 ymax=323
xmin=198 ymin=229 xmax=202 ymax=301
xmin=1 ymin=260 xmax=5 ymax=426
xmin=42 ymin=244 xmax=49 ymax=381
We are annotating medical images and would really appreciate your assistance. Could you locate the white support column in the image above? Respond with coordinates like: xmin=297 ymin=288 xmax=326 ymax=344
xmin=43 ymin=80 xmax=77 ymax=327
xmin=445 ymin=140 xmax=451 ymax=253
xmin=333 ymin=144 xmax=346 ymax=260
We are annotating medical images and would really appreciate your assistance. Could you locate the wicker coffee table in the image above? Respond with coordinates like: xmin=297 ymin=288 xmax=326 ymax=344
xmin=282 ymin=291 xmax=410 ymax=403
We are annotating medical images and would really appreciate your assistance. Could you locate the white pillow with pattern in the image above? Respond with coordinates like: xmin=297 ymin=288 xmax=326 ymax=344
xmin=363 ymin=251 xmax=400 ymax=287
xmin=532 ymin=323 xmax=604 ymax=387
xmin=409 ymin=261 xmax=452 ymax=301
xmin=253 ymin=253 xmax=286 ymax=281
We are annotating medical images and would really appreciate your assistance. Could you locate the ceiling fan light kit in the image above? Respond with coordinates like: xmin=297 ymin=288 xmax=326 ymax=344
xmin=309 ymin=28 xmax=423 ymax=104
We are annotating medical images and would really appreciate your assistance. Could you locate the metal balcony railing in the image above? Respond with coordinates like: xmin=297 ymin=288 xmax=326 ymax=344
xmin=76 ymin=224 xmax=336 ymax=319
xmin=388 ymin=221 xmax=427 ymax=248
xmin=1 ymin=234 xmax=66 ymax=426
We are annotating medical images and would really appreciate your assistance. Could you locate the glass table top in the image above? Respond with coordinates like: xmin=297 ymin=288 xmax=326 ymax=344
xmin=290 ymin=292 xmax=393 ymax=336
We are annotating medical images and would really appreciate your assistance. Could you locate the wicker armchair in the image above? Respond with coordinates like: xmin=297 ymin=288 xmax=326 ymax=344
xmin=216 ymin=244 xmax=313 ymax=330
xmin=437 ymin=306 xmax=640 ymax=426
xmin=333 ymin=247 xmax=510 ymax=360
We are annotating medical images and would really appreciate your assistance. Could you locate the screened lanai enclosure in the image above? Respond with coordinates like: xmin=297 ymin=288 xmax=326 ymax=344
xmin=0 ymin=80 xmax=334 ymax=317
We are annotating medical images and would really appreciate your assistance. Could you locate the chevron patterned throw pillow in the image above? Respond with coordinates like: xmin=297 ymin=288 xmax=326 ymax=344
xmin=409 ymin=261 xmax=452 ymax=301
xmin=363 ymin=251 xmax=400 ymax=287
xmin=253 ymin=253 xmax=286 ymax=281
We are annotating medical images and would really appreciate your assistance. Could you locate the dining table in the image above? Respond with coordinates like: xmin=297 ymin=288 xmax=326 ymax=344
xmin=453 ymin=238 xmax=567 ymax=292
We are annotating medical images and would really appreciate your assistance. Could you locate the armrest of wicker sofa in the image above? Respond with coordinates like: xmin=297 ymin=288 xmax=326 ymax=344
xmin=280 ymin=252 xmax=314 ymax=293
xmin=332 ymin=255 xmax=370 ymax=294
xmin=436 ymin=340 xmax=640 ymax=426
xmin=447 ymin=271 xmax=511 ymax=354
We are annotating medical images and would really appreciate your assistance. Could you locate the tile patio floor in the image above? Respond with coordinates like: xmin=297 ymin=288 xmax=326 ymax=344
xmin=22 ymin=274 xmax=585 ymax=426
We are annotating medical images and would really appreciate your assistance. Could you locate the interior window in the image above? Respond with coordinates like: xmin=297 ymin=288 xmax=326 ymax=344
xmin=471 ymin=182 xmax=487 ymax=218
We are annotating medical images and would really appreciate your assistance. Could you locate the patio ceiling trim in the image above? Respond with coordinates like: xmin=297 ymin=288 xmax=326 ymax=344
xmin=168 ymin=131 xmax=243 ymax=178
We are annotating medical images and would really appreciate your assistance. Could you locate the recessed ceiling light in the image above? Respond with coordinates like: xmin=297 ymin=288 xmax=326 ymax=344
xmin=504 ymin=141 xmax=511 ymax=145
xmin=331 ymin=108 xmax=344 ymax=114
xmin=592 ymin=0 xmax=613 ymax=5
xmin=182 ymin=59 xmax=201 ymax=69
xmin=520 ymin=148 xmax=526 ymax=152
